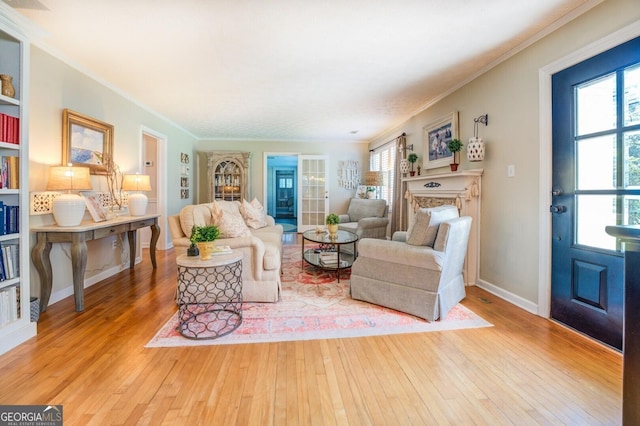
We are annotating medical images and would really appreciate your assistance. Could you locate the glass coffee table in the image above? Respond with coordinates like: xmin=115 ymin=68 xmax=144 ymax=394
xmin=301 ymin=229 xmax=358 ymax=282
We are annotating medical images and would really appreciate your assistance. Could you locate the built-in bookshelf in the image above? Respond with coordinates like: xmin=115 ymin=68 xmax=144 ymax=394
xmin=0 ymin=12 xmax=36 ymax=355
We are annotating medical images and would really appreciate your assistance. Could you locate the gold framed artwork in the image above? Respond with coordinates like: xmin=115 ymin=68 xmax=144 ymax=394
xmin=62 ymin=109 xmax=114 ymax=175
xmin=423 ymin=111 xmax=459 ymax=170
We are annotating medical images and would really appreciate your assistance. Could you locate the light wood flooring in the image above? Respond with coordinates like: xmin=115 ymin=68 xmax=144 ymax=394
xmin=0 ymin=236 xmax=622 ymax=425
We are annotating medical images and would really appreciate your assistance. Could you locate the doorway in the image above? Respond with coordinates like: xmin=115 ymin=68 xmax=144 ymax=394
xmin=139 ymin=127 xmax=168 ymax=250
xmin=266 ymin=154 xmax=298 ymax=232
xmin=550 ymin=36 xmax=640 ymax=350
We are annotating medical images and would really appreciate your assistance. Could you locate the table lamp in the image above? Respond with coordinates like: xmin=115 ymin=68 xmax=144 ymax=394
xmin=364 ymin=171 xmax=384 ymax=199
xmin=123 ymin=173 xmax=151 ymax=216
xmin=46 ymin=164 xmax=92 ymax=226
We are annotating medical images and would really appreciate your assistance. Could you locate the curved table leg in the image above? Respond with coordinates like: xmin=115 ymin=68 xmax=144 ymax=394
xmin=127 ymin=230 xmax=136 ymax=269
xmin=31 ymin=234 xmax=52 ymax=313
xmin=149 ymin=223 xmax=160 ymax=268
xmin=70 ymin=234 xmax=88 ymax=312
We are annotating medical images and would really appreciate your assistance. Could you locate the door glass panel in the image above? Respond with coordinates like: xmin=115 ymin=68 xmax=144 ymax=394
xmin=576 ymin=195 xmax=616 ymax=250
xmin=624 ymin=130 xmax=640 ymax=188
xmin=624 ymin=196 xmax=640 ymax=225
xmin=576 ymin=73 xmax=616 ymax=136
xmin=298 ymin=156 xmax=328 ymax=231
xmin=624 ymin=64 xmax=640 ymax=127
xmin=577 ymin=135 xmax=616 ymax=190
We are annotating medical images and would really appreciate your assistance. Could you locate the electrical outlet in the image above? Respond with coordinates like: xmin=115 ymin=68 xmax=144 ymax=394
xmin=112 ymin=239 xmax=117 ymax=249
xmin=507 ymin=164 xmax=515 ymax=178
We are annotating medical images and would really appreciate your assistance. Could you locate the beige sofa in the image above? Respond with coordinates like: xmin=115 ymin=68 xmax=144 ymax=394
xmin=168 ymin=200 xmax=283 ymax=302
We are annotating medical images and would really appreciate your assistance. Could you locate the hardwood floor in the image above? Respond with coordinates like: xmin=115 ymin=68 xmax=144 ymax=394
xmin=0 ymin=238 xmax=621 ymax=425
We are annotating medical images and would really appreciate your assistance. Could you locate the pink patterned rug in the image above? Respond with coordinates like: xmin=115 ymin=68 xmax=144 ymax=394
xmin=146 ymin=244 xmax=492 ymax=347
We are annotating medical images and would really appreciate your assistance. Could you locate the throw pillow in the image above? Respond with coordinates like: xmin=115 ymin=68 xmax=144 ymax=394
xmin=240 ymin=198 xmax=268 ymax=229
xmin=406 ymin=205 xmax=458 ymax=247
xmin=179 ymin=204 xmax=214 ymax=237
xmin=214 ymin=209 xmax=252 ymax=238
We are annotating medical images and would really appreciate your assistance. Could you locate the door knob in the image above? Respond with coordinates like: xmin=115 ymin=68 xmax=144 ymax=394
xmin=550 ymin=205 xmax=566 ymax=214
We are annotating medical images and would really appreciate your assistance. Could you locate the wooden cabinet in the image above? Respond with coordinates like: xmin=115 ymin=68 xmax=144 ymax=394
xmin=0 ymin=17 xmax=36 ymax=355
xmin=205 ymin=152 xmax=251 ymax=202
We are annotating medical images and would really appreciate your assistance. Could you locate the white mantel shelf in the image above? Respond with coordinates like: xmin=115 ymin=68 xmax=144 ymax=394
xmin=403 ymin=169 xmax=483 ymax=286
xmin=402 ymin=169 xmax=483 ymax=183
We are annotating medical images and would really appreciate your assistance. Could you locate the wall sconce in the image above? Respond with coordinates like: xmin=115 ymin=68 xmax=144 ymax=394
xmin=468 ymin=114 xmax=488 ymax=162
xmin=122 ymin=173 xmax=152 ymax=216
xmin=46 ymin=164 xmax=92 ymax=226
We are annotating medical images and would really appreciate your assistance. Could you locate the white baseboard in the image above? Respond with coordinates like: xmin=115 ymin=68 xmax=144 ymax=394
xmin=475 ymin=279 xmax=539 ymax=315
xmin=47 ymin=257 xmax=140 ymax=307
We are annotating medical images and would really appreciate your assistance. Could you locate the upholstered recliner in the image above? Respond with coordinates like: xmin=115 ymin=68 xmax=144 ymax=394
xmin=337 ymin=198 xmax=389 ymax=239
xmin=350 ymin=205 xmax=471 ymax=321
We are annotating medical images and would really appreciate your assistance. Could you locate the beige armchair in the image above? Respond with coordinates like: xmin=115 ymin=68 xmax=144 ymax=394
xmin=350 ymin=205 xmax=471 ymax=321
xmin=337 ymin=198 xmax=389 ymax=239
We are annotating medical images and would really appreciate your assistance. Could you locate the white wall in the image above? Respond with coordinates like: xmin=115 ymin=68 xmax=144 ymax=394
xmin=28 ymin=46 xmax=198 ymax=303
xmin=369 ymin=0 xmax=640 ymax=311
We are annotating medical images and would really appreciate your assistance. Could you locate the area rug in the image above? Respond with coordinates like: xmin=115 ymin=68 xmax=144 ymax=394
xmin=146 ymin=244 xmax=492 ymax=347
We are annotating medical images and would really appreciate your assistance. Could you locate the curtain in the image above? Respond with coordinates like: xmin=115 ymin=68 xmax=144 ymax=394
xmin=390 ymin=134 xmax=407 ymax=235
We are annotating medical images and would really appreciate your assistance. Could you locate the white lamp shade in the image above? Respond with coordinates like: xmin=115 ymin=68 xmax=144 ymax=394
xmin=122 ymin=174 xmax=151 ymax=192
xmin=128 ymin=193 xmax=148 ymax=216
xmin=46 ymin=165 xmax=92 ymax=191
xmin=52 ymin=193 xmax=86 ymax=226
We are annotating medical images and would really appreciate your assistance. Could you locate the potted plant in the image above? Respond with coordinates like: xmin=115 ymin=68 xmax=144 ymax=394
xmin=447 ymin=138 xmax=463 ymax=172
xmin=407 ymin=153 xmax=418 ymax=176
xmin=326 ymin=213 xmax=340 ymax=236
xmin=190 ymin=225 xmax=220 ymax=260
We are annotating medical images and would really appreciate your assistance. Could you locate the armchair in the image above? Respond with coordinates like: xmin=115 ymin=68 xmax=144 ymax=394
xmin=350 ymin=209 xmax=471 ymax=321
xmin=337 ymin=198 xmax=389 ymax=239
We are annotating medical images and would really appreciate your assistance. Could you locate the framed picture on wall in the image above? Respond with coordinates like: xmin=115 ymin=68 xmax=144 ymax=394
xmin=423 ymin=111 xmax=458 ymax=170
xmin=62 ymin=109 xmax=114 ymax=175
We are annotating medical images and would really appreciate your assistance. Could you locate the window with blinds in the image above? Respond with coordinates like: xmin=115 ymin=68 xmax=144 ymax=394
xmin=370 ymin=144 xmax=396 ymax=212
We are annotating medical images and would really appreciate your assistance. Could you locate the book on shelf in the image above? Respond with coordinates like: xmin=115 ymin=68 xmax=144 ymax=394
xmin=318 ymin=252 xmax=338 ymax=262
xmin=0 ymin=202 xmax=18 ymax=235
xmin=320 ymin=259 xmax=349 ymax=267
xmin=0 ymin=113 xmax=19 ymax=145
xmin=0 ymin=285 xmax=18 ymax=326
xmin=0 ymin=156 xmax=19 ymax=189
xmin=0 ymin=242 xmax=18 ymax=281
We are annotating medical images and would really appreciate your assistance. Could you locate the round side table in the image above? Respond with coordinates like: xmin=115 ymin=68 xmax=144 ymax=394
xmin=176 ymin=252 xmax=243 ymax=339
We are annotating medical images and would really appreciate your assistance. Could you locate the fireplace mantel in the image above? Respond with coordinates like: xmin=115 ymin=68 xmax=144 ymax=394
xmin=403 ymin=169 xmax=483 ymax=285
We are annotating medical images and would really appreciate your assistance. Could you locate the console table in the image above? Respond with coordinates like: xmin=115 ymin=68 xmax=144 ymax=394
xmin=31 ymin=214 xmax=160 ymax=312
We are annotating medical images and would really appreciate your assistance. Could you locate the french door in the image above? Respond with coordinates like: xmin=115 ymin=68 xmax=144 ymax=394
xmin=297 ymin=155 xmax=329 ymax=232
xmin=551 ymin=36 xmax=640 ymax=350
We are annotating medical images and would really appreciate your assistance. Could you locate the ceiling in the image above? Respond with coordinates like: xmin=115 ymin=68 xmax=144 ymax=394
xmin=5 ymin=0 xmax=595 ymax=143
